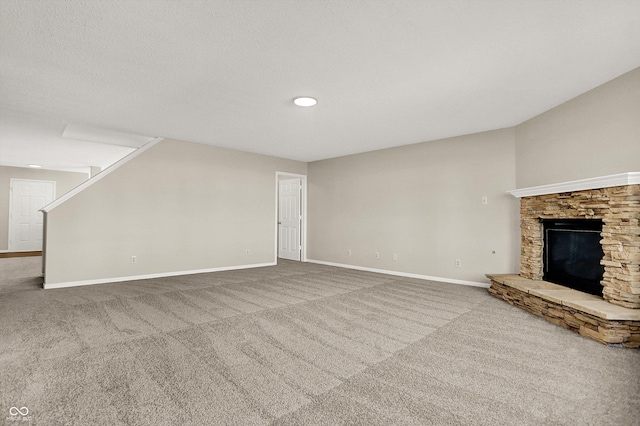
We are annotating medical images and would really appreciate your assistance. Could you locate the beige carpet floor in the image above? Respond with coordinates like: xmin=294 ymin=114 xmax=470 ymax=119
xmin=1 ymin=257 xmax=638 ymax=425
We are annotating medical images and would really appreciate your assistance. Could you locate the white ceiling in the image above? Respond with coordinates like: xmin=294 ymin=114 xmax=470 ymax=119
xmin=1 ymin=0 xmax=640 ymax=171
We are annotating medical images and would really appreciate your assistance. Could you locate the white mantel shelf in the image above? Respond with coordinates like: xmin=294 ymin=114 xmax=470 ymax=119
xmin=507 ymin=172 xmax=640 ymax=198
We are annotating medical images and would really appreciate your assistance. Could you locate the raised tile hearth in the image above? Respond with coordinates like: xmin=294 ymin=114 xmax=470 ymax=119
xmin=487 ymin=274 xmax=640 ymax=348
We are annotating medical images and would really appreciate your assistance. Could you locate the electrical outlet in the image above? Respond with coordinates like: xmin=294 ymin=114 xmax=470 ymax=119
xmin=375 ymin=252 xmax=380 ymax=259
xmin=245 ymin=249 xmax=250 ymax=255
xmin=348 ymin=249 xmax=352 ymax=256
xmin=393 ymin=253 xmax=398 ymax=261
xmin=131 ymin=256 xmax=137 ymax=264
xmin=455 ymin=259 xmax=461 ymax=267
xmin=482 ymin=196 xmax=488 ymax=205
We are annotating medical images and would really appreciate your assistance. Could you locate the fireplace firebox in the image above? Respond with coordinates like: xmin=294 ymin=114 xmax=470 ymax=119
xmin=542 ymin=218 xmax=604 ymax=297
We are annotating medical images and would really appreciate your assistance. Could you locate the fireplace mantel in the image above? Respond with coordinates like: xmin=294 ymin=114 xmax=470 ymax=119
xmin=507 ymin=172 xmax=640 ymax=198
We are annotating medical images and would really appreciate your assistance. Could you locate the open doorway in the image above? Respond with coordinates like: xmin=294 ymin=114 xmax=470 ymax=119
xmin=275 ymin=172 xmax=307 ymax=262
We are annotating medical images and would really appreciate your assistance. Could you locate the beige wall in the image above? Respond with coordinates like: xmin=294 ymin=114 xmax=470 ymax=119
xmin=44 ymin=139 xmax=306 ymax=284
xmin=41 ymin=68 xmax=639 ymax=287
xmin=0 ymin=165 xmax=88 ymax=251
xmin=307 ymin=128 xmax=519 ymax=284
xmin=515 ymin=67 xmax=640 ymax=188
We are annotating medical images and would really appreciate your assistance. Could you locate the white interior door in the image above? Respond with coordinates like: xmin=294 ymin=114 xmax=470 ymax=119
xmin=278 ymin=178 xmax=301 ymax=261
xmin=9 ymin=179 xmax=55 ymax=251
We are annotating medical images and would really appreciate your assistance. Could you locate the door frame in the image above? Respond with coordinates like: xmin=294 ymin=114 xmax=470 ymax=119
xmin=8 ymin=178 xmax=56 ymax=252
xmin=275 ymin=172 xmax=307 ymax=263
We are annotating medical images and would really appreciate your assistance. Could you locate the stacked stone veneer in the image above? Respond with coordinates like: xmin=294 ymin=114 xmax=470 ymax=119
xmin=488 ymin=280 xmax=640 ymax=348
xmin=520 ymin=184 xmax=640 ymax=308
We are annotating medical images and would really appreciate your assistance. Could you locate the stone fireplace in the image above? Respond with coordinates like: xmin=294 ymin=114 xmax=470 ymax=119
xmin=487 ymin=173 xmax=640 ymax=348
xmin=519 ymin=182 xmax=640 ymax=308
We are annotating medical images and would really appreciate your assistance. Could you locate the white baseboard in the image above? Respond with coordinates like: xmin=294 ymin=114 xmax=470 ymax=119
xmin=43 ymin=262 xmax=276 ymax=290
xmin=43 ymin=260 xmax=490 ymax=290
xmin=306 ymin=259 xmax=490 ymax=288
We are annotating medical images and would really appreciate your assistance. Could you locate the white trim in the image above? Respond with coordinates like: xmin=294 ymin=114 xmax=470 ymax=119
xmin=507 ymin=172 xmax=640 ymax=198
xmin=306 ymin=259 xmax=490 ymax=288
xmin=40 ymin=137 xmax=164 ymax=213
xmin=275 ymin=172 xmax=308 ymax=263
xmin=43 ymin=262 xmax=275 ymax=289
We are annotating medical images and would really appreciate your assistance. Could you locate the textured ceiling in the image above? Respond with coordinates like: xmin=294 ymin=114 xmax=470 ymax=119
xmin=1 ymin=0 xmax=640 ymax=170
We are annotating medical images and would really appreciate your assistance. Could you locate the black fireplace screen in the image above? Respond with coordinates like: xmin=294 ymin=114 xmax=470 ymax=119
xmin=542 ymin=219 xmax=604 ymax=297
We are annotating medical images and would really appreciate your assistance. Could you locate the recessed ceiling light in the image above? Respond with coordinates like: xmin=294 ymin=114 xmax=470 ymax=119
xmin=28 ymin=164 xmax=42 ymax=168
xmin=293 ymin=97 xmax=317 ymax=107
